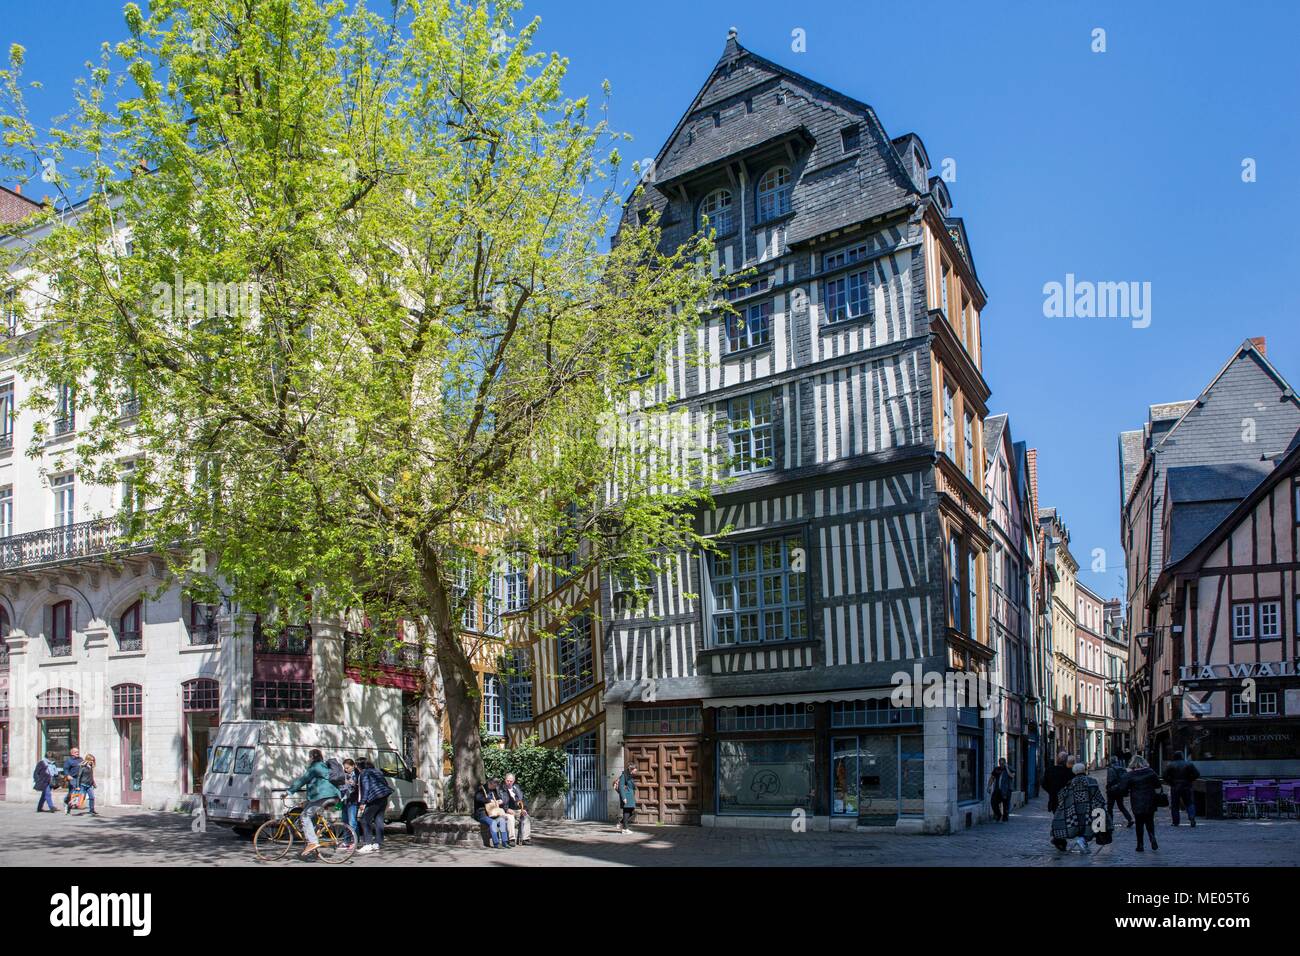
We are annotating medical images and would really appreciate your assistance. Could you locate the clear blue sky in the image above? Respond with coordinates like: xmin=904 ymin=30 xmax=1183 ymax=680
xmin=7 ymin=1 xmax=1300 ymax=603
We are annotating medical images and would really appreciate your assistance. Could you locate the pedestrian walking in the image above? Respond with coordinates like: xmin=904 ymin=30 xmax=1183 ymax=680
xmin=986 ymin=757 xmax=1013 ymax=822
xmin=1105 ymin=754 xmax=1134 ymax=827
xmin=33 ymin=752 xmax=58 ymax=812
xmin=1042 ymin=750 xmax=1072 ymax=814
xmin=356 ymin=758 xmax=394 ymax=854
xmin=1118 ymin=755 xmax=1163 ymax=852
xmin=286 ymin=748 xmax=342 ymax=858
xmin=1050 ymin=762 xmax=1107 ymax=853
xmin=614 ymin=763 xmax=637 ymax=833
xmin=62 ymin=748 xmax=83 ymax=813
xmin=1162 ymin=751 xmax=1200 ymax=827
xmin=74 ymin=755 xmax=99 ymax=816
xmin=338 ymin=758 xmax=360 ymax=847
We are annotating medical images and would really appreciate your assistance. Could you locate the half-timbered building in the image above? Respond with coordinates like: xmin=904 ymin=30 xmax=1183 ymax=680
xmin=1145 ymin=437 xmax=1300 ymax=778
xmin=601 ymin=31 xmax=994 ymax=833
xmin=1119 ymin=337 xmax=1300 ymax=761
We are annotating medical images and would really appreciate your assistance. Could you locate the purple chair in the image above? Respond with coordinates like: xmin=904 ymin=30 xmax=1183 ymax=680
xmin=1222 ymin=784 xmax=1252 ymax=818
xmin=1252 ymin=784 xmax=1280 ymax=818
xmin=1278 ymin=782 xmax=1300 ymax=818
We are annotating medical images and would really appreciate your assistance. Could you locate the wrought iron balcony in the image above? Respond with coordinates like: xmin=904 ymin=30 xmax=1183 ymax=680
xmin=0 ymin=432 xmax=12 ymax=452
xmin=119 ymin=397 xmax=142 ymax=419
xmin=344 ymin=630 xmax=423 ymax=670
xmin=256 ymin=623 xmax=312 ymax=656
xmin=52 ymin=414 xmax=76 ymax=436
xmin=188 ymin=621 xmax=219 ymax=646
xmin=49 ymin=639 xmax=72 ymax=658
xmin=118 ymin=631 xmax=143 ymax=652
xmin=0 ymin=641 xmax=9 ymax=670
xmin=0 ymin=515 xmax=148 ymax=572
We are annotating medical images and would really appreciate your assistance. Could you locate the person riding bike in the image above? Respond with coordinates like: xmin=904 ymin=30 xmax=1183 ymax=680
xmin=286 ymin=749 xmax=342 ymax=858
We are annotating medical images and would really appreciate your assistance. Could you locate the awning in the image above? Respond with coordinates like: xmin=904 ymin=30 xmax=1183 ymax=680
xmin=703 ymin=687 xmax=895 ymax=709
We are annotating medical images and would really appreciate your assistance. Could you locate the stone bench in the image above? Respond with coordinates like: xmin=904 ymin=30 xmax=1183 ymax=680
xmin=409 ymin=813 xmax=495 ymax=847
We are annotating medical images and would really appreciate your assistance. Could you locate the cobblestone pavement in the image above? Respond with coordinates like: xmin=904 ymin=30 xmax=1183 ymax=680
xmin=3 ymin=795 xmax=1296 ymax=867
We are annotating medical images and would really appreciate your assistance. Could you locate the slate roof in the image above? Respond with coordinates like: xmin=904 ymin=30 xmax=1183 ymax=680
xmin=1162 ymin=460 xmax=1274 ymax=566
xmin=983 ymin=413 xmax=1007 ymax=462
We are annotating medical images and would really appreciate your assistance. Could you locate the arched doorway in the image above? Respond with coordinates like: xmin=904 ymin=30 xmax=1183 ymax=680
xmin=112 ymin=683 xmax=144 ymax=804
xmin=181 ymin=679 xmax=219 ymax=794
xmin=36 ymin=687 xmax=79 ymax=765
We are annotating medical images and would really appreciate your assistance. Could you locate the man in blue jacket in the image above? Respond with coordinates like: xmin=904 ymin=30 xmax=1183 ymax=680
xmin=62 ymin=748 xmax=83 ymax=812
xmin=287 ymin=749 xmax=342 ymax=857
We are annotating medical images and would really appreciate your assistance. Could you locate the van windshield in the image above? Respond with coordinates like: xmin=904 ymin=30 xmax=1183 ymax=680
xmin=377 ymin=750 xmax=405 ymax=777
xmin=211 ymin=746 xmax=234 ymax=774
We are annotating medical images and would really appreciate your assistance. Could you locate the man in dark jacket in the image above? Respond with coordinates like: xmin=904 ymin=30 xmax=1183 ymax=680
xmin=33 ymin=753 xmax=57 ymax=812
xmin=1162 ymin=752 xmax=1200 ymax=827
xmin=62 ymin=748 xmax=83 ymax=812
xmin=1042 ymin=751 xmax=1073 ymax=813
xmin=986 ymin=758 xmax=1013 ymax=822
xmin=1105 ymin=755 xmax=1134 ymax=827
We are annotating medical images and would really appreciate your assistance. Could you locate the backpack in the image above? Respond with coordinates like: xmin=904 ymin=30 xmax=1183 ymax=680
xmin=325 ymin=758 xmax=347 ymax=789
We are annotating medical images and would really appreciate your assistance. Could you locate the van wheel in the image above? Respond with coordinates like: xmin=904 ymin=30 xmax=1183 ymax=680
xmin=402 ymin=805 xmax=427 ymax=835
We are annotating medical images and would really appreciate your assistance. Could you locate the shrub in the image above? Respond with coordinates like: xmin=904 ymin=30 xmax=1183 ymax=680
xmin=482 ymin=735 xmax=569 ymax=799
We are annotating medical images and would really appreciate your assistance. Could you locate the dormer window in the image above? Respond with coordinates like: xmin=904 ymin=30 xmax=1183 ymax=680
xmin=756 ymin=166 xmax=792 ymax=223
xmin=699 ymin=188 xmax=735 ymax=236
xmin=841 ymin=125 xmax=861 ymax=152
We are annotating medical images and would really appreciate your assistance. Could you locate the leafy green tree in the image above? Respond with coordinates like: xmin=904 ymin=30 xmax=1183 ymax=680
xmin=0 ymin=0 xmax=720 ymax=810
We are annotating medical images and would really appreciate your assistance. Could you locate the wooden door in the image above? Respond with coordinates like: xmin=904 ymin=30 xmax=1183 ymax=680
xmin=626 ymin=739 xmax=701 ymax=825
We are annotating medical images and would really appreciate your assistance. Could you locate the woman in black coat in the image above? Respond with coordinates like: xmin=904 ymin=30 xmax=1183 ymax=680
xmin=1118 ymin=755 xmax=1162 ymax=852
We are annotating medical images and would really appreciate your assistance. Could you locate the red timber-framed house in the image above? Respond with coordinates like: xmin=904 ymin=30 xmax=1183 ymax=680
xmin=1120 ymin=338 xmax=1300 ymax=769
xmin=983 ymin=415 xmax=1038 ymax=800
xmin=601 ymin=30 xmax=995 ymax=834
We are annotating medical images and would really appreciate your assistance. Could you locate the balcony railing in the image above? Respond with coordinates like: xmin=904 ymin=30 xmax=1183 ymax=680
xmin=256 ymin=623 xmax=312 ymax=656
xmin=52 ymin=414 xmax=76 ymax=436
xmin=118 ymin=631 xmax=143 ymax=652
xmin=0 ymin=641 xmax=9 ymax=670
xmin=344 ymin=631 xmax=423 ymax=670
xmin=188 ymin=621 xmax=219 ymax=646
xmin=0 ymin=516 xmax=147 ymax=571
xmin=49 ymin=639 xmax=71 ymax=658
xmin=119 ymin=397 xmax=142 ymax=419
xmin=0 ymin=432 xmax=12 ymax=452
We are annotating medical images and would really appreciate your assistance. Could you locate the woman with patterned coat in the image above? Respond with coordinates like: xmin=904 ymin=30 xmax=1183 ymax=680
xmin=1050 ymin=762 xmax=1107 ymax=854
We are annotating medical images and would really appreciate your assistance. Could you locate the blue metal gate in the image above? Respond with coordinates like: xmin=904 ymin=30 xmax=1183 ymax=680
xmin=564 ymin=732 xmax=605 ymax=821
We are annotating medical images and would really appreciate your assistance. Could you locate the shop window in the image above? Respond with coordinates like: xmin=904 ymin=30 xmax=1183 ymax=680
xmin=716 ymin=739 xmax=814 ymax=815
xmin=831 ymin=698 xmax=920 ymax=728
xmin=957 ymin=731 xmax=982 ymax=803
xmin=625 ymin=706 xmax=703 ymax=736
xmin=716 ymin=703 xmax=812 ymax=732
xmin=182 ymin=678 xmax=220 ymax=712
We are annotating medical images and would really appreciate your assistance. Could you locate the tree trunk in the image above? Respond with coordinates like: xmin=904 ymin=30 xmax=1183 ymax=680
xmin=435 ymin=625 xmax=485 ymax=813
xmin=416 ymin=547 xmax=485 ymax=813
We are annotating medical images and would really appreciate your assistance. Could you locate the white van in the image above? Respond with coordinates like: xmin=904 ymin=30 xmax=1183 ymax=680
xmin=202 ymin=720 xmax=431 ymax=834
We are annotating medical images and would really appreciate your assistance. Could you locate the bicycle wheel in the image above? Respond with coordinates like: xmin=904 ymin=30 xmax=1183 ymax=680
xmin=253 ymin=818 xmax=295 ymax=862
xmin=315 ymin=822 xmax=357 ymax=863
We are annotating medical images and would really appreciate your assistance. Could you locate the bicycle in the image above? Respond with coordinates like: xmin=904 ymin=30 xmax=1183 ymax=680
xmin=253 ymin=790 xmax=357 ymax=864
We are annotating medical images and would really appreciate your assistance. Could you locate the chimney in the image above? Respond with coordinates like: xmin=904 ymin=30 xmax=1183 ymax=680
xmin=12 ymin=184 xmax=19 ymax=195
xmin=1026 ymin=448 xmax=1040 ymax=515
xmin=1249 ymin=336 xmax=1266 ymax=357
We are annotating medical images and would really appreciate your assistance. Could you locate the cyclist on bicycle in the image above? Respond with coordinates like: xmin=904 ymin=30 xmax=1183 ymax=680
xmin=286 ymin=749 xmax=342 ymax=858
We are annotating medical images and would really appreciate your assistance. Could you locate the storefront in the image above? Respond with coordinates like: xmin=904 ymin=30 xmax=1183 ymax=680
xmin=709 ymin=703 xmax=817 ymax=818
xmin=36 ymin=688 xmax=79 ymax=764
xmin=1165 ymin=720 xmax=1300 ymax=778
xmin=112 ymin=684 xmax=144 ymax=805
xmin=181 ymin=678 xmax=220 ymax=794
xmin=830 ymin=699 xmax=924 ymax=825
